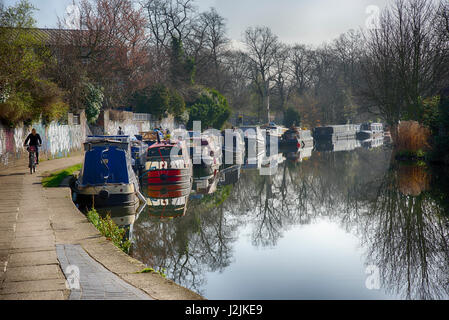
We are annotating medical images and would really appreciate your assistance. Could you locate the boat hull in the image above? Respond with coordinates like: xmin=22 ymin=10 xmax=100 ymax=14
xmin=144 ymin=168 xmax=192 ymax=185
xmin=74 ymin=187 xmax=139 ymax=209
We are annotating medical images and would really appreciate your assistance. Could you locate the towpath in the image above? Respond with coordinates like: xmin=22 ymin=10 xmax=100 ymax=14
xmin=0 ymin=156 xmax=202 ymax=300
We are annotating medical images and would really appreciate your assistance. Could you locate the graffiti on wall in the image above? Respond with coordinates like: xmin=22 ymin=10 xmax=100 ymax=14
xmin=0 ymin=120 xmax=85 ymax=169
xmin=106 ymin=121 xmax=140 ymax=137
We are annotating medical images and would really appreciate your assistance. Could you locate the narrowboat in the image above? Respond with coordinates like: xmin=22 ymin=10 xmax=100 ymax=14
xmin=130 ymin=136 xmax=148 ymax=175
xmin=221 ymin=129 xmax=245 ymax=166
xmin=313 ymin=124 xmax=359 ymax=141
xmin=189 ymin=133 xmax=222 ymax=177
xmin=356 ymin=123 xmax=384 ymax=140
xmin=261 ymin=122 xmax=285 ymax=145
xmin=280 ymin=127 xmax=314 ymax=149
xmin=72 ymin=136 xmax=140 ymax=209
xmin=143 ymin=141 xmax=192 ymax=186
xmin=238 ymin=126 xmax=266 ymax=159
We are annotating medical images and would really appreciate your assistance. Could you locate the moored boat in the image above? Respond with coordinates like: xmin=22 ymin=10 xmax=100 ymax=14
xmin=189 ymin=133 xmax=222 ymax=177
xmin=238 ymin=126 xmax=266 ymax=158
xmin=261 ymin=122 xmax=285 ymax=145
xmin=280 ymin=127 xmax=314 ymax=149
xmin=72 ymin=136 xmax=140 ymax=209
xmin=143 ymin=141 xmax=192 ymax=186
xmin=221 ymin=129 xmax=245 ymax=166
xmin=313 ymin=124 xmax=358 ymax=141
xmin=356 ymin=123 xmax=384 ymax=141
xmin=130 ymin=136 xmax=148 ymax=175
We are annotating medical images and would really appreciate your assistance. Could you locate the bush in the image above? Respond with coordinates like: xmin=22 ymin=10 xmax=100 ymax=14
xmin=187 ymin=88 xmax=231 ymax=130
xmin=283 ymin=107 xmax=301 ymax=128
xmin=83 ymin=82 xmax=104 ymax=124
xmin=169 ymin=88 xmax=186 ymax=121
xmin=133 ymin=84 xmax=170 ymax=120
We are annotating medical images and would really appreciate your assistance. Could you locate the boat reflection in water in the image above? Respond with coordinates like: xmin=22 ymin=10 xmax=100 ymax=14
xmin=143 ymin=185 xmax=191 ymax=219
xmin=219 ymin=165 xmax=241 ymax=187
xmin=192 ymin=169 xmax=221 ymax=196
xmin=284 ymin=146 xmax=313 ymax=163
xmin=314 ymin=138 xmax=362 ymax=152
xmin=259 ymin=151 xmax=285 ymax=176
xmin=361 ymin=136 xmax=385 ymax=149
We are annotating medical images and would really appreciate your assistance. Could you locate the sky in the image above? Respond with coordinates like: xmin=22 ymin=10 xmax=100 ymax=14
xmin=3 ymin=0 xmax=390 ymax=46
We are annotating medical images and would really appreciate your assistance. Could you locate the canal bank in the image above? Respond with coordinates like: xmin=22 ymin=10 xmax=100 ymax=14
xmin=0 ymin=156 xmax=203 ymax=300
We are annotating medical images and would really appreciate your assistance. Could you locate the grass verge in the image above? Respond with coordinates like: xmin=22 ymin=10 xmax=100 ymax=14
xmin=42 ymin=163 xmax=82 ymax=187
xmin=137 ymin=267 xmax=167 ymax=278
xmin=87 ymin=208 xmax=131 ymax=254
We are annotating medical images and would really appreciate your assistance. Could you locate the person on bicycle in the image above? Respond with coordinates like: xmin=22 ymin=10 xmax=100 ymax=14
xmin=24 ymin=128 xmax=42 ymax=164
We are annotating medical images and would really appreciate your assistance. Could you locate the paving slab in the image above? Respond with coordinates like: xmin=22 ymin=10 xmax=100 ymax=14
xmin=0 ymin=279 xmax=66 ymax=294
xmin=0 ymin=290 xmax=65 ymax=300
xmin=8 ymin=250 xmax=58 ymax=267
xmin=4 ymin=265 xmax=63 ymax=282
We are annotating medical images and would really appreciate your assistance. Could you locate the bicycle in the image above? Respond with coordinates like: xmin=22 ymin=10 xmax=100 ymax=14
xmin=25 ymin=145 xmax=37 ymax=174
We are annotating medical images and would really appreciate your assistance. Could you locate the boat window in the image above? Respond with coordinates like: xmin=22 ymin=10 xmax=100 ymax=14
xmin=148 ymin=146 xmax=182 ymax=158
xmin=361 ymin=123 xmax=370 ymax=130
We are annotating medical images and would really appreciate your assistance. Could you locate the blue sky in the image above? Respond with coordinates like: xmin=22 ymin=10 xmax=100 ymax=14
xmin=3 ymin=0 xmax=389 ymax=45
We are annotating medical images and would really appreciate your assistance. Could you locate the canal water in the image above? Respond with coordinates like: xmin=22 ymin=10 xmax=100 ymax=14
xmin=126 ymin=142 xmax=449 ymax=300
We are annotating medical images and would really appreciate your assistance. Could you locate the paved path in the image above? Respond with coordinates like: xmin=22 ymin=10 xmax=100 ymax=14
xmin=0 ymin=156 xmax=203 ymax=300
xmin=57 ymin=244 xmax=151 ymax=300
xmin=0 ymin=157 xmax=152 ymax=300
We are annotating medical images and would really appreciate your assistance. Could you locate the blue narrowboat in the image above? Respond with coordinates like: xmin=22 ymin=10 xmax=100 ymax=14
xmin=72 ymin=136 xmax=140 ymax=209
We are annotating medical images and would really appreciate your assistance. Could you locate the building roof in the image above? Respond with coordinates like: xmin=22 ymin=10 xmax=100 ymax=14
xmin=0 ymin=27 xmax=90 ymax=46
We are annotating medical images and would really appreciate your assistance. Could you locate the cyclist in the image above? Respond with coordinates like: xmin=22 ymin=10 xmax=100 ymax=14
xmin=24 ymin=128 xmax=42 ymax=164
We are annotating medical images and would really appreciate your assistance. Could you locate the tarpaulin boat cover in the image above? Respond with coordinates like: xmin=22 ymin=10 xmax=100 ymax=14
xmin=81 ymin=146 xmax=130 ymax=186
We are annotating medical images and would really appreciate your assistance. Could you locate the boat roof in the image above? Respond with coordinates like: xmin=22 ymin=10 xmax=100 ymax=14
xmin=148 ymin=142 xmax=177 ymax=149
xmin=87 ymin=135 xmax=130 ymax=141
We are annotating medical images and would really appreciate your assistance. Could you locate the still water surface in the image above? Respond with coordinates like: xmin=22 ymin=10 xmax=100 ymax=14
xmin=127 ymin=143 xmax=449 ymax=300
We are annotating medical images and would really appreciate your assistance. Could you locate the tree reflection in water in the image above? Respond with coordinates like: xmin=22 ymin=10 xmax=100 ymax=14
xmin=130 ymin=146 xmax=449 ymax=299
xmin=354 ymin=164 xmax=449 ymax=300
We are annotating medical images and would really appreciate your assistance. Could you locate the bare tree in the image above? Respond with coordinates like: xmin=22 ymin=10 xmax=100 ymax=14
xmin=271 ymin=44 xmax=293 ymax=112
xmin=360 ymin=0 xmax=448 ymax=125
xmin=289 ymin=44 xmax=314 ymax=96
xmin=243 ymin=26 xmax=280 ymax=122
xmin=196 ymin=8 xmax=228 ymax=90
xmin=143 ymin=0 xmax=196 ymax=50
xmin=52 ymin=0 xmax=149 ymax=110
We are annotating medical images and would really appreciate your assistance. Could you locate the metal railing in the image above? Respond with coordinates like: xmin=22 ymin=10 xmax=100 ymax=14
xmin=133 ymin=113 xmax=152 ymax=122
